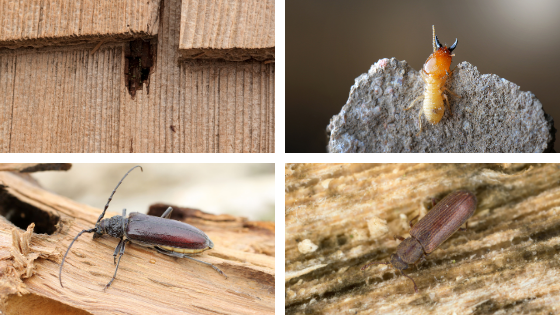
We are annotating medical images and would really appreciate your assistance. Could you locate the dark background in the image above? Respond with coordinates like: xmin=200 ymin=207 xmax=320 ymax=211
xmin=286 ymin=0 xmax=560 ymax=153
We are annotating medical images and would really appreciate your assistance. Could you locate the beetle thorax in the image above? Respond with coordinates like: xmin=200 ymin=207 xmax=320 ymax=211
xmin=395 ymin=237 xmax=425 ymax=265
xmin=99 ymin=215 xmax=126 ymax=238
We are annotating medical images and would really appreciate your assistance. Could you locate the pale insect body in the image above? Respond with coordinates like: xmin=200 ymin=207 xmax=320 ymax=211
xmin=406 ymin=26 xmax=459 ymax=135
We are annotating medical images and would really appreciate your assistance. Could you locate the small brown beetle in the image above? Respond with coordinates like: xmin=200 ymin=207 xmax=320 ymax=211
xmin=362 ymin=190 xmax=477 ymax=292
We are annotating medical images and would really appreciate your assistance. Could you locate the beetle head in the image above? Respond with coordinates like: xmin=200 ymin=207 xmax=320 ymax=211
xmin=390 ymin=253 xmax=409 ymax=271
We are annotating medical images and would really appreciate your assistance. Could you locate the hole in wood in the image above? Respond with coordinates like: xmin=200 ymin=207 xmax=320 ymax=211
xmin=125 ymin=39 xmax=156 ymax=98
xmin=0 ymin=186 xmax=59 ymax=234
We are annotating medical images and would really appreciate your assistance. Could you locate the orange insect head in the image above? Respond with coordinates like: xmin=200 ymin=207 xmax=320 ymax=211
xmin=423 ymin=35 xmax=457 ymax=78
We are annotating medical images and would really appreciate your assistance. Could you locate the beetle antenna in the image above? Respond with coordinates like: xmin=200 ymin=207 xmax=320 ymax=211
xmin=96 ymin=165 xmax=143 ymax=224
xmin=432 ymin=25 xmax=436 ymax=52
xmin=399 ymin=270 xmax=419 ymax=293
xmin=449 ymin=38 xmax=458 ymax=52
xmin=361 ymin=260 xmax=391 ymax=271
xmin=59 ymin=228 xmax=96 ymax=288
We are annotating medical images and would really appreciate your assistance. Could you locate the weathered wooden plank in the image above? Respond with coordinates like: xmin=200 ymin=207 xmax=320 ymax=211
xmin=0 ymin=0 xmax=274 ymax=153
xmin=286 ymin=163 xmax=560 ymax=314
xmin=179 ymin=0 xmax=274 ymax=61
xmin=0 ymin=0 xmax=160 ymax=48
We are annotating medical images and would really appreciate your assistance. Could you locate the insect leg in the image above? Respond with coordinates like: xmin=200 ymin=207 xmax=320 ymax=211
xmin=405 ymin=95 xmax=424 ymax=111
xmin=155 ymin=247 xmax=228 ymax=278
xmin=394 ymin=235 xmax=406 ymax=241
xmin=459 ymin=220 xmax=469 ymax=232
xmin=443 ymin=87 xmax=460 ymax=98
xmin=112 ymin=238 xmax=126 ymax=265
xmin=415 ymin=109 xmax=423 ymax=136
xmin=443 ymin=94 xmax=453 ymax=116
xmin=105 ymin=239 xmax=129 ymax=290
xmin=409 ymin=215 xmax=419 ymax=228
xmin=161 ymin=207 xmax=173 ymax=219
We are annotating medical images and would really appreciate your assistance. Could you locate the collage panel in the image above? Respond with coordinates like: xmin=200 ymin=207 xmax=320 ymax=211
xmin=286 ymin=163 xmax=560 ymax=314
xmin=0 ymin=0 xmax=275 ymax=153
xmin=287 ymin=1 xmax=559 ymax=153
xmin=0 ymin=163 xmax=274 ymax=314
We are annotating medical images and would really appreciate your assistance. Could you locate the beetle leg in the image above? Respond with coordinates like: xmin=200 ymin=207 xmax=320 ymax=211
xmin=112 ymin=239 xmax=125 ymax=265
xmin=161 ymin=207 xmax=173 ymax=219
xmin=105 ymin=239 xmax=129 ymax=290
xmin=418 ymin=253 xmax=427 ymax=265
xmin=155 ymin=247 xmax=228 ymax=279
xmin=459 ymin=220 xmax=468 ymax=231
xmin=399 ymin=270 xmax=419 ymax=293
xmin=408 ymin=215 xmax=419 ymax=228
xmin=394 ymin=235 xmax=405 ymax=241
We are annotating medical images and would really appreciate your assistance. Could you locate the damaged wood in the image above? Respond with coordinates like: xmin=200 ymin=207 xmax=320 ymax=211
xmin=125 ymin=39 xmax=156 ymax=98
xmin=0 ymin=170 xmax=274 ymax=314
xmin=285 ymin=163 xmax=560 ymax=314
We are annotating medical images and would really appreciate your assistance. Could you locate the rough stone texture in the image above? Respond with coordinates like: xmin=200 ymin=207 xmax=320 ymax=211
xmin=327 ymin=58 xmax=555 ymax=153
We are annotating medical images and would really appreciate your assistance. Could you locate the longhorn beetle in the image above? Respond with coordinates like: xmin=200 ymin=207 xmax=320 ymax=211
xmin=59 ymin=165 xmax=227 ymax=290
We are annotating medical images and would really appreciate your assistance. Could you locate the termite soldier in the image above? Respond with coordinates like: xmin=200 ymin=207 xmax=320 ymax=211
xmin=362 ymin=190 xmax=476 ymax=293
xmin=405 ymin=25 xmax=460 ymax=136
xmin=59 ymin=166 xmax=227 ymax=290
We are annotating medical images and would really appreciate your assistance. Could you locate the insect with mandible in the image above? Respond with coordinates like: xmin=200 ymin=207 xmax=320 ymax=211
xmin=405 ymin=25 xmax=460 ymax=135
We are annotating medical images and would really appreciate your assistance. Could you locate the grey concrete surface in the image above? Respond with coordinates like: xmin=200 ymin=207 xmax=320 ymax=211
xmin=327 ymin=58 xmax=555 ymax=153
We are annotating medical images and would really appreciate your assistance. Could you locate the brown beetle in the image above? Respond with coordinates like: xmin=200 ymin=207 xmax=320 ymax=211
xmin=362 ymin=190 xmax=477 ymax=292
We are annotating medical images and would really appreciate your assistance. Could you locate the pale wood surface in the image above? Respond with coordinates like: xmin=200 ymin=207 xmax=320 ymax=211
xmin=180 ymin=0 xmax=274 ymax=49
xmin=179 ymin=0 xmax=274 ymax=61
xmin=0 ymin=0 xmax=275 ymax=153
xmin=0 ymin=0 xmax=160 ymax=48
xmin=0 ymin=170 xmax=274 ymax=314
xmin=285 ymin=163 xmax=560 ymax=314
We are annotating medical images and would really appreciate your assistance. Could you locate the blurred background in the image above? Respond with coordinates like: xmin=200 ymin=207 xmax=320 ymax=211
xmin=33 ymin=164 xmax=275 ymax=221
xmin=286 ymin=0 xmax=560 ymax=152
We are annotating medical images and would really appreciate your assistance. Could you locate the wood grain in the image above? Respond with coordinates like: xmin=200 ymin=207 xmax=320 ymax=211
xmin=0 ymin=0 xmax=160 ymax=48
xmin=285 ymin=163 xmax=560 ymax=314
xmin=0 ymin=0 xmax=275 ymax=153
xmin=179 ymin=0 xmax=274 ymax=61
xmin=0 ymin=170 xmax=274 ymax=314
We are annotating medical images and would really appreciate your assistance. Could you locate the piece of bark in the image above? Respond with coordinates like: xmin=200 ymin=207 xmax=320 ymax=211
xmin=0 ymin=171 xmax=274 ymax=314
xmin=327 ymin=58 xmax=555 ymax=152
xmin=0 ymin=164 xmax=71 ymax=173
xmin=285 ymin=163 xmax=560 ymax=314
